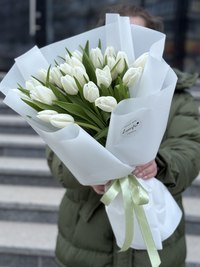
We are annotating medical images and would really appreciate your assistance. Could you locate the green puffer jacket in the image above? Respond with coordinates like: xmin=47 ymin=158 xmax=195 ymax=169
xmin=46 ymin=71 xmax=200 ymax=267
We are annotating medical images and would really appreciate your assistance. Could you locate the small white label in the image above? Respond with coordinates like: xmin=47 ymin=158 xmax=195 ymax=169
xmin=121 ymin=119 xmax=141 ymax=136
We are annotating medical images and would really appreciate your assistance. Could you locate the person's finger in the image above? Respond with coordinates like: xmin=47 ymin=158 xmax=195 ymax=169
xmin=133 ymin=160 xmax=158 ymax=179
xmin=133 ymin=161 xmax=152 ymax=174
xmin=142 ymin=167 xmax=157 ymax=179
xmin=92 ymin=185 xmax=105 ymax=194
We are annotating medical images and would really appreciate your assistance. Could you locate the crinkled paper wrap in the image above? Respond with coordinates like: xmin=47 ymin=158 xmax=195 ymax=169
xmin=0 ymin=14 xmax=182 ymax=250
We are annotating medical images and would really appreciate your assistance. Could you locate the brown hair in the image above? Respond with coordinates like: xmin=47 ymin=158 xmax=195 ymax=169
xmin=96 ymin=3 xmax=164 ymax=32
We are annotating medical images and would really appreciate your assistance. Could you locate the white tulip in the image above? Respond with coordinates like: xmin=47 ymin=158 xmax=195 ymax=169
xmin=50 ymin=67 xmax=63 ymax=88
xmin=66 ymin=55 xmax=85 ymax=70
xmin=116 ymin=51 xmax=129 ymax=74
xmin=71 ymin=56 xmax=85 ymax=69
xmin=104 ymin=47 xmax=117 ymax=78
xmin=132 ymin=52 xmax=149 ymax=69
xmin=61 ymin=75 xmax=79 ymax=95
xmin=37 ymin=68 xmax=48 ymax=83
xmin=30 ymin=85 xmax=57 ymax=105
xmin=96 ymin=65 xmax=112 ymax=88
xmin=106 ymin=56 xmax=116 ymax=69
xmin=123 ymin=67 xmax=143 ymax=87
xmin=25 ymin=80 xmax=36 ymax=91
xmin=25 ymin=79 xmax=41 ymax=91
xmin=59 ymin=62 xmax=73 ymax=75
xmin=83 ymin=81 xmax=100 ymax=103
xmin=95 ymin=96 xmax=117 ymax=112
xmin=104 ymin=46 xmax=116 ymax=59
xmin=14 ymin=89 xmax=31 ymax=101
xmin=50 ymin=114 xmax=74 ymax=128
xmin=73 ymin=66 xmax=89 ymax=86
xmin=65 ymin=53 xmax=71 ymax=63
xmin=32 ymin=77 xmax=43 ymax=86
xmin=107 ymin=56 xmax=118 ymax=80
xmin=72 ymin=50 xmax=83 ymax=61
xmin=90 ymin=47 xmax=104 ymax=68
xmin=37 ymin=110 xmax=58 ymax=123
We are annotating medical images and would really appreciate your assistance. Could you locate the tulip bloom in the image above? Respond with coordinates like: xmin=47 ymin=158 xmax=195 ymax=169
xmin=123 ymin=67 xmax=143 ymax=87
xmin=37 ymin=68 xmax=48 ymax=83
xmin=50 ymin=114 xmax=74 ymax=128
xmin=90 ymin=47 xmax=104 ymax=68
xmin=95 ymin=96 xmax=117 ymax=112
xmin=14 ymin=89 xmax=31 ymax=101
xmin=73 ymin=66 xmax=89 ymax=87
xmin=61 ymin=75 xmax=79 ymax=95
xmin=133 ymin=52 xmax=149 ymax=69
xmin=59 ymin=63 xmax=73 ymax=75
xmin=107 ymin=56 xmax=118 ymax=80
xmin=96 ymin=65 xmax=112 ymax=88
xmin=66 ymin=55 xmax=85 ymax=70
xmin=30 ymin=85 xmax=57 ymax=105
xmin=25 ymin=79 xmax=41 ymax=91
xmin=116 ymin=51 xmax=129 ymax=74
xmin=50 ymin=67 xmax=63 ymax=88
xmin=72 ymin=50 xmax=83 ymax=62
xmin=104 ymin=46 xmax=116 ymax=59
xmin=83 ymin=81 xmax=100 ymax=103
xmin=37 ymin=110 xmax=58 ymax=122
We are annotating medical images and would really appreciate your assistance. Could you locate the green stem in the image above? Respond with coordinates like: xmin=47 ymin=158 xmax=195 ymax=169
xmin=92 ymin=103 xmax=107 ymax=124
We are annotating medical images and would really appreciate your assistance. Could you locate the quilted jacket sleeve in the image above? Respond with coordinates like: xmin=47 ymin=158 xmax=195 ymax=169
xmin=156 ymin=92 xmax=200 ymax=196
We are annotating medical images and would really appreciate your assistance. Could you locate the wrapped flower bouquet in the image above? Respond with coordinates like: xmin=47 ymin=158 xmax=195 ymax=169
xmin=0 ymin=14 xmax=182 ymax=267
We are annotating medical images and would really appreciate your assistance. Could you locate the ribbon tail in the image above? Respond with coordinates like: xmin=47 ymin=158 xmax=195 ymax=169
xmin=119 ymin=177 xmax=134 ymax=251
xmin=133 ymin=204 xmax=161 ymax=267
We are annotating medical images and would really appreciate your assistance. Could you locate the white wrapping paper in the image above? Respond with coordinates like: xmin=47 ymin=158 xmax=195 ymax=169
xmin=0 ymin=14 xmax=182 ymax=250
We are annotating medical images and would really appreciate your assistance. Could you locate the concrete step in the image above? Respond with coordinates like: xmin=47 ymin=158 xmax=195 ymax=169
xmin=0 ymin=221 xmax=58 ymax=267
xmin=186 ymin=234 xmax=200 ymax=267
xmin=184 ymin=173 xmax=200 ymax=196
xmin=0 ymin=220 xmax=198 ymax=267
xmin=0 ymin=115 xmax=36 ymax=135
xmin=0 ymin=157 xmax=59 ymax=187
xmin=183 ymin=195 xmax=200 ymax=235
xmin=0 ymin=134 xmax=45 ymax=158
xmin=0 ymin=185 xmax=64 ymax=223
xmin=183 ymin=195 xmax=200 ymax=221
xmin=0 ymin=99 xmax=15 ymax=114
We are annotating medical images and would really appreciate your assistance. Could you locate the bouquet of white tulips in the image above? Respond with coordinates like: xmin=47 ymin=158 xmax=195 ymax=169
xmin=0 ymin=14 xmax=182 ymax=267
xmin=16 ymin=41 xmax=145 ymax=146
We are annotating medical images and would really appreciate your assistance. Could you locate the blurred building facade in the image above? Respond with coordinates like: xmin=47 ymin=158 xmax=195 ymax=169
xmin=0 ymin=0 xmax=200 ymax=74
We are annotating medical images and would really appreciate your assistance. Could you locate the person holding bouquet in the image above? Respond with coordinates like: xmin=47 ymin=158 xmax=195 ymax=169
xmin=46 ymin=4 xmax=200 ymax=267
